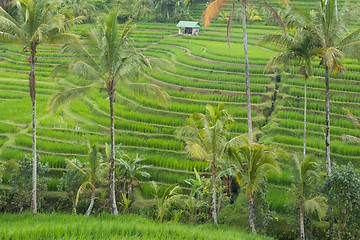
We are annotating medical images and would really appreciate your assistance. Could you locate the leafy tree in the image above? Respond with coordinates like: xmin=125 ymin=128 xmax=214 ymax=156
xmin=8 ymin=155 xmax=49 ymax=212
xmin=66 ymin=0 xmax=96 ymax=20
xmin=286 ymin=0 xmax=360 ymax=176
xmin=0 ymin=0 xmax=80 ymax=214
xmin=177 ymin=104 xmax=234 ymax=225
xmin=262 ymin=28 xmax=321 ymax=158
xmin=290 ymin=154 xmax=326 ymax=240
xmin=151 ymin=181 xmax=181 ymax=222
xmin=203 ymin=0 xmax=288 ymax=143
xmin=65 ymin=142 xmax=108 ymax=217
xmin=116 ymin=151 xmax=151 ymax=198
xmin=325 ymin=163 xmax=360 ymax=239
xmin=226 ymin=136 xmax=281 ymax=233
xmin=49 ymin=11 xmax=170 ymax=214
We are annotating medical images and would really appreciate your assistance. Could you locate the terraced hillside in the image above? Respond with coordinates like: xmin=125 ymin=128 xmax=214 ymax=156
xmin=0 ymin=1 xmax=359 ymax=212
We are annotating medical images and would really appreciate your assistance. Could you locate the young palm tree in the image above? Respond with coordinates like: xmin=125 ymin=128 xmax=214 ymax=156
xmin=202 ymin=0 xmax=289 ymax=143
xmin=291 ymin=153 xmax=326 ymax=240
xmin=262 ymin=28 xmax=322 ymax=158
xmin=116 ymin=151 xmax=151 ymax=198
xmin=226 ymin=136 xmax=281 ymax=233
xmin=65 ymin=142 xmax=109 ymax=217
xmin=151 ymin=181 xmax=181 ymax=222
xmin=0 ymin=0 xmax=80 ymax=214
xmin=177 ymin=104 xmax=234 ymax=225
xmin=49 ymin=11 xmax=170 ymax=215
xmin=287 ymin=0 xmax=360 ymax=176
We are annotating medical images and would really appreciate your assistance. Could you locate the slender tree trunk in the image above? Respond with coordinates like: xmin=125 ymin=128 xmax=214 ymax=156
xmin=325 ymin=66 xmax=334 ymax=236
xmin=85 ymin=190 xmax=95 ymax=217
xmin=300 ymin=199 xmax=305 ymax=240
xmin=303 ymin=75 xmax=308 ymax=159
xmin=211 ymin=156 xmax=218 ymax=226
xmin=325 ymin=66 xmax=331 ymax=176
xmin=248 ymin=192 xmax=257 ymax=234
xmin=109 ymin=96 xmax=118 ymax=215
xmin=29 ymin=49 xmax=37 ymax=215
xmin=241 ymin=0 xmax=252 ymax=142
xmin=166 ymin=6 xmax=169 ymax=19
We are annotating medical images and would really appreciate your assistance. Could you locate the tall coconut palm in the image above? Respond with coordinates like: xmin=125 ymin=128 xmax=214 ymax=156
xmin=290 ymin=153 xmax=326 ymax=240
xmin=202 ymin=0 xmax=289 ymax=143
xmin=286 ymin=0 xmax=360 ymax=176
xmin=226 ymin=136 xmax=281 ymax=233
xmin=48 ymin=11 xmax=170 ymax=215
xmin=0 ymin=0 xmax=81 ymax=214
xmin=262 ymin=28 xmax=322 ymax=158
xmin=177 ymin=104 xmax=234 ymax=225
xmin=65 ymin=142 xmax=108 ymax=217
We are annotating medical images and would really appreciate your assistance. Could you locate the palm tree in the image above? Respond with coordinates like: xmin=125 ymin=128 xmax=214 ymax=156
xmin=262 ymin=28 xmax=321 ymax=158
xmin=116 ymin=151 xmax=151 ymax=198
xmin=150 ymin=181 xmax=181 ymax=222
xmin=286 ymin=0 xmax=360 ymax=176
xmin=0 ymin=0 xmax=80 ymax=214
xmin=48 ymin=11 xmax=170 ymax=215
xmin=290 ymin=153 xmax=326 ymax=240
xmin=177 ymin=104 xmax=234 ymax=225
xmin=65 ymin=142 xmax=108 ymax=217
xmin=226 ymin=136 xmax=281 ymax=233
xmin=202 ymin=0 xmax=288 ymax=143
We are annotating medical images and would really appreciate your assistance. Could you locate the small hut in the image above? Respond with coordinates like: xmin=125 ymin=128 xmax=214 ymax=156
xmin=176 ymin=21 xmax=201 ymax=35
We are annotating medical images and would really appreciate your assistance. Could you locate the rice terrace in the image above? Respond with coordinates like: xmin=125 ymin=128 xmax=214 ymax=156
xmin=0 ymin=0 xmax=359 ymax=239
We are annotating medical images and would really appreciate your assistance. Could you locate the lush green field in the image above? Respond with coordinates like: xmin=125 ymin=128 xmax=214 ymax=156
xmin=0 ymin=213 xmax=272 ymax=240
xmin=0 ymin=0 xmax=359 ymax=217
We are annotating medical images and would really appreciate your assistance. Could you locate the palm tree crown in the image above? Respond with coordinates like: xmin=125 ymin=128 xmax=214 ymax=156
xmin=0 ymin=0 xmax=80 ymax=215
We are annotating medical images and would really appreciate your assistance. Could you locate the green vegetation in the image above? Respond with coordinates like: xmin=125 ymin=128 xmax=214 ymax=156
xmin=0 ymin=0 xmax=359 ymax=239
xmin=0 ymin=213 xmax=272 ymax=240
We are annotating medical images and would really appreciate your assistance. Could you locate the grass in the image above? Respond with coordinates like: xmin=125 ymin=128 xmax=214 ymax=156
xmin=0 ymin=213 xmax=273 ymax=240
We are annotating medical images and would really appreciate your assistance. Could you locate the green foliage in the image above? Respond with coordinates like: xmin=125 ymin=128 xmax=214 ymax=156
xmin=2 ymin=155 xmax=49 ymax=212
xmin=325 ymin=163 xmax=360 ymax=239
xmin=0 ymin=213 xmax=274 ymax=239
xmin=151 ymin=181 xmax=182 ymax=222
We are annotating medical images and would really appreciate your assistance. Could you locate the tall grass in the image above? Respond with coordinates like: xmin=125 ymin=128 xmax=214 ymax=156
xmin=0 ymin=213 xmax=273 ymax=240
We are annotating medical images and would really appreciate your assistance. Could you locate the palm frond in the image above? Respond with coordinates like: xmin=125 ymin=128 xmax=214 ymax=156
xmin=128 ymin=82 xmax=171 ymax=109
xmin=227 ymin=3 xmax=234 ymax=48
xmin=47 ymin=84 xmax=95 ymax=112
xmin=262 ymin=0 xmax=286 ymax=34
xmin=202 ymin=0 xmax=228 ymax=28
xmin=304 ymin=196 xmax=327 ymax=220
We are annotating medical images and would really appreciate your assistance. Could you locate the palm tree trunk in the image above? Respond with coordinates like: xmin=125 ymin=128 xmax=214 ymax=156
xmin=211 ymin=157 xmax=218 ymax=226
xmin=248 ymin=192 xmax=257 ymax=234
xmin=241 ymin=0 xmax=253 ymax=142
xmin=29 ymin=49 xmax=37 ymax=215
xmin=303 ymin=75 xmax=308 ymax=159
xmin=300 ymin=199 xmax=305 ymax=240
xmin=109 ymin=96 xmax=118 ymax=215
xmin=85 ymin=190 xmax=95 ymax=217
xmin=325 ymin=66 xmax=334 ymax=235
xmin=325 ymin=66 xmax=331 ymax=176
